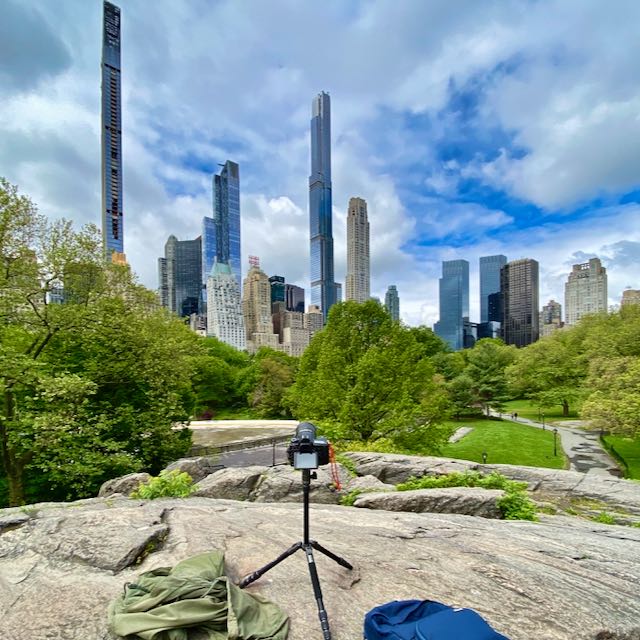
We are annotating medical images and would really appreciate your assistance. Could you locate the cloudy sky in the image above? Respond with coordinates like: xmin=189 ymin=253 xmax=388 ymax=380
xmin=2 ymin=0 xmax=639 ymax=326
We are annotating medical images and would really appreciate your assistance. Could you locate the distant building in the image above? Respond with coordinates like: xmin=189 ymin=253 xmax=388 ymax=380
xmin=285 ymin=283 xmax=305 ymax=313
xmin=213 ymin=161 xmax=241 ymax=291
xmin=207 ymin=261 xmax=245 ymax=350
xmin=243 ymin=257 xmax=279 ymax=353
xmin=345 ymin=197 xmax=370 ymax=302
xmin=101 ymin=1 xmax=125 ymax=263
xmin=479 ymin=255 xmax=507 ymax=324
xmin=160 ymin=235 xmax=202 ymax=317
xmin=201 ymin=216 xmax=217 ymax=311
xmin=304 ymin=304 xmax=324 ymax=340
xmin=272 ymin=307 xmax=310 ymax=357
xmin=540 ymin=299 xmax=563 ymax=337
xmin=621 ymin=289 xmax=640 ymax=306
xmin=434 ymin=260 xmax=469 ymax=351
xmin=385 ymin=285 xmax=400 ymax=322
xmin=501 ymin=258 xmax=539 ymax=347
xmin=564 ymin=257 xmax=607 ymax=325
xmin=269 ymin=275 xmax=286 ymax=308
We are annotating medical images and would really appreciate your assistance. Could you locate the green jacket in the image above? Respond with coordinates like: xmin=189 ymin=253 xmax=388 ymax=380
xmin=108 ymin=551 xmax=289 ymax=640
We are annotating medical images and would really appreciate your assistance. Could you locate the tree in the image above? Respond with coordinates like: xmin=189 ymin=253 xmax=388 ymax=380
xmin=464 ymin=339 xmax=517 ymax=415
xmin=446 ymin=374 xmax=477 ymax=419
xmin=248 ymin=348 xmax=298 ymax=418
xmin=507 ymin=330 xmax=587 ymax=416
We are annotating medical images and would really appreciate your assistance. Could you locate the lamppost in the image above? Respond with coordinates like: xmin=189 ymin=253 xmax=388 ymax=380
xmin=482 ymin=451 xmax=488 ymax=464
xmin=542 ymin=413 xmax=545 ymax=431
xmin=553 ymin=428 xmax=558 ymax=457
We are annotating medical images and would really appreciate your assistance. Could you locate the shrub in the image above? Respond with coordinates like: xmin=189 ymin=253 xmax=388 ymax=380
xmin=592 ymin=512 xmax=616 ymax=525
xmin=339 ymin=489 xmax=363 ymax=506
xmin=130 ymin=470 xmax=195 ymax=500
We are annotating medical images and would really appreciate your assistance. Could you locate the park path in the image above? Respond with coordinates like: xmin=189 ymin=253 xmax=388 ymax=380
xmin=492 ymin=411 xmax=621 ymax=477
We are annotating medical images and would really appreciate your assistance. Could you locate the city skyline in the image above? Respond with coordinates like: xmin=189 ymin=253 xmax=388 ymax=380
xmin=2 ymin=1 xmax=640 ymax=326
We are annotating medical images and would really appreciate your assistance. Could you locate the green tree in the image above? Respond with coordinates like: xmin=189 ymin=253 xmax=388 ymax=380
xmin=446 ymin=374 xmax=477 ymax=419
xmin=248 ymin=348 xmax=298 ymax=418
xmin=464 ymin=339 xmax=517 ymax=415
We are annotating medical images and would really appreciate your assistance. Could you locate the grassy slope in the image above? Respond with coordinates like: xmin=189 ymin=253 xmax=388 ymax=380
xmin=441 ymin=419 xmax=567 ymax=469
xmin=502 ymin=399 xmax=579 ymax=422
xmin=602 ymin=435 xmax=640 ymax=480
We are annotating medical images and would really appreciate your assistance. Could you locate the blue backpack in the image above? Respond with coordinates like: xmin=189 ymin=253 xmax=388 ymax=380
xmin=364 ymin=600 xmax=510 ymax=640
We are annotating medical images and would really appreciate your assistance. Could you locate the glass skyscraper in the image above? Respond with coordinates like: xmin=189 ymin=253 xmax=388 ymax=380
xmin=213 ymin=161 xmax=241 ymax=292
xmin=309 ymin=91 xmax=337 ymax=323
xmin=501 ymin=258 xmax=539 ymax=347
xmin=434 ymin=260 xmax=469 ymax=351
xmin=201 ymin=216 xmax=217 ymax=310
xmin=101 ymin=1 xmax=124 ymax=260
xmin=479 ymin=255 xmax=507 ymax=323
xmin=163 ymin=235 xmax=202 ymax=317
xmin=385 ymin=285 xmax=400 ymax=322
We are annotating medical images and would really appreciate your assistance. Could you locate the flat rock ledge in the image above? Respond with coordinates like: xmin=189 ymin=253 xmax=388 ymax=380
xmin=354 ymin=487 xmax=505 ymax=519
xmin=0 ymin=496 xmax=639 ymax=640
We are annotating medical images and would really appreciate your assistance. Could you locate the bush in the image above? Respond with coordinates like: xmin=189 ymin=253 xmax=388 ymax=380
xmin=130 ymin=470 xmax=195 ymax=500
xmin=339 ymin=489 xmax=363 ymax=506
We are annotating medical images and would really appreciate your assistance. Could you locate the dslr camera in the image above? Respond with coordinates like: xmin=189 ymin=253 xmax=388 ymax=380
xmin=287 ymin=422 xmax=330 ymax=470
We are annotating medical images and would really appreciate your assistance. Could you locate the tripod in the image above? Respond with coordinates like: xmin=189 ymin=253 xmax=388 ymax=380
xmin=239 ymin=468 xmax=353 ymax=640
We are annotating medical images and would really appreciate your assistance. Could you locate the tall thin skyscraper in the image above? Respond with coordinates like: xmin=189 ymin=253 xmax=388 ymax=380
xmin=385 ymin=285 xmax=400 ymax=322
xmin=201 ymin=216 xmax=217 ymax=310
xmin=213 ymin=161 xmax=241 ymax=291
xmin=162 ymin=235 xmax=202 ymax=317
xmin=101 ymin=1 xmax=124 ymax=261
xmin=564 ymin=257 xmax=607 ymax=325
xmin=501 ymin=258 xmax=539 ymax=347
xmin=309 ymin=91 xmax=337 ymax=323
xmin=479 ymin=255 xmax=507 ymax=323
xmin=434 ymin=260 xmax=469 ymax=351
xmin=345 ymin=197 xmax=370 ymax=302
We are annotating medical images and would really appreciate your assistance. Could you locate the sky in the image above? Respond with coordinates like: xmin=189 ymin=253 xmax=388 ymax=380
xmin=1 ymin=0 xmax=639 ymax=327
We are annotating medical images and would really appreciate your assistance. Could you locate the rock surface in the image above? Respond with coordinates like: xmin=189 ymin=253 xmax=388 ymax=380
xmin=98 ymin=472 xmax=151 ymax=498
xmin=353 ymin=487 xmax=504 ymax=518
xmin=165 ymin=456 xmax=225 ymax=482
xmin=0 ymin=496 xmax=639 ymax=640
xmin=344 ymin=474 xmax=396 ymax=493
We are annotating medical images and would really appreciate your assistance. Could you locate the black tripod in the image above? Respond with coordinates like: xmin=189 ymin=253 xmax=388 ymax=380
xmin=239 ymin=468 xmax=353 ymax=640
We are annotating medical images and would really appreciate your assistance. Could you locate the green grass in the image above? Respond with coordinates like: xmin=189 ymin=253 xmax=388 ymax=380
xmin=440 ymin=419 xmax=567 ymax=469
xmin=501 ymin=399 xmax=579 ymax=423
xmin=601 ymin=435 xmax=640 ymax=480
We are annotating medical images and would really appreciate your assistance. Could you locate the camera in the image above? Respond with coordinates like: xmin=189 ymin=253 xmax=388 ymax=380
xmin=287 ymin=422 xmax=330 ymax=470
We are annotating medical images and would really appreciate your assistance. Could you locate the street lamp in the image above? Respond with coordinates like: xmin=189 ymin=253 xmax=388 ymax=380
xmin=482 ymin=451 xmax=488 ymax=464
xmin=542 ymin=413 xmax=545 ymax=431
xmin=553 ymin=428 xmax=558 ymax=456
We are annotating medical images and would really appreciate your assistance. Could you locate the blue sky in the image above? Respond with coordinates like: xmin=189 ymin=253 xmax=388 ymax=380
xmin=1 ymin=0 xmax=639 ymax=325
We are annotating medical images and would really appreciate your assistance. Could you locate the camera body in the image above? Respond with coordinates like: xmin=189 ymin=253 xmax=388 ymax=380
xmin=287 ymin=422 xmax=330 ymax=470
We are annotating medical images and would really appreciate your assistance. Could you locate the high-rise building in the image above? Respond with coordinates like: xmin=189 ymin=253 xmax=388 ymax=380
xmin=201 ymin=216 xmax=217 ymax=310
xmin=101 ymin=1 xmax=125 ymax=262
xmin=621 ymin=289 xmax=640 ymax=306
xmin=207 ymin=261 xmax=245 ymax=351
xmin=501 ymin=258 xmax=539 ymax=347
xmin=385 ymin=285 xmax=400 ymax=322
xmin=345 ymin=197 xmax=370 ymax=302
xmin=434 ymin=260 xmax=469 ymax=351
xmin=539 ymin=299 xmax=563 ymax=337
xmin=285 ymin=283 xmax=305 ymax=313
xmin=161 ymin=235 xmax=202 ymax=317
xmin=564 ymin=257 xmax=608 ymax=325
xmin=269 ymin=275 xmax=286 ymax=308
xmin=309 ymin=91 xmax=338 ymax=322
xmin=242 ymin=257 xmax=279 ymax=353
xmin=479 ymin=255 xmax=507 ymax=323
xmin=304 ymin=305 xmax=324 ymax=340
xmin=213 ymin=161 xmax=241 ymax=290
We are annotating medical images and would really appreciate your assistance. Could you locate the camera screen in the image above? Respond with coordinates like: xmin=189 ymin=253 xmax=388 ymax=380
xmin=294 ymin=451 xmax=318 ymax=469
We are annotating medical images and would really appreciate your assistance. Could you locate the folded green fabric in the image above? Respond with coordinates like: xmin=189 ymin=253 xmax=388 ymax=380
xmin=108 ymin=551 xmax=289 ymax=640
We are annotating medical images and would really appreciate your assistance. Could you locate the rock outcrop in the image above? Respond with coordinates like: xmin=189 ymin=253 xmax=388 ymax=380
xmin=0 ymin=496 xmax=639 ymax=640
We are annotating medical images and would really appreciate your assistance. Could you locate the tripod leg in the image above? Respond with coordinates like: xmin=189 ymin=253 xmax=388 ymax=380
xmin=310 ymin=540 xmax=353 ymax=571
xmin=304 ymin=545 xmax=332 ymax=640
xmin=239 ymin=542 xmax=303 ymax=588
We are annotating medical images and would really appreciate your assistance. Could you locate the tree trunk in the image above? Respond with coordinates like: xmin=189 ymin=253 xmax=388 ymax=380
xmin=562 ymin=399 xmax=569 ymax=417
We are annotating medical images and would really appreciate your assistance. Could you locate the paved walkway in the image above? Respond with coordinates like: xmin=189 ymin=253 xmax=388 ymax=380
xmin=492 ymin=412 xmax=621 ymax=477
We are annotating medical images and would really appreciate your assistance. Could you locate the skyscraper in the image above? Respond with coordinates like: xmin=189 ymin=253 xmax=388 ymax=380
xmin=101 ymin=1 xmax=124 ymax=261
xmin=540 ymin=299 xmax=563 ymax=337
xmin=269 ymin=275 xmax=286 ymax=308
xmin=564 ymin=257 xmax=608 ymax=325
xmin=385 ymin=285 xmax=400 ymax=322
xmin=309 ymin=91 xmax=337 ymax=323
xmin=345 ymin=197 xmax=370 ymax=302
xmin=207 ymin=261 xmax=245 ymax=351
xmin=621 ymin=289 xmax=640 ymax=306
xmin=501 ymin=258 xmax=539 ymax=347
xmin=434 ymin=260 xmax=469 ymax=351
xmin=213 ymin=161 xmax=241 ymax=290
xmin=201 ymin=216 xmax=217 ymax=310
xmin=285 ymin=284 xmax=305 ymax=313
xmin=162 ymin=235 xmax=202 ymax=317
xmin=479 ymin=255 xmax=507 ymax=323
xmin=242 ymin=257 xmax=279 ymax=353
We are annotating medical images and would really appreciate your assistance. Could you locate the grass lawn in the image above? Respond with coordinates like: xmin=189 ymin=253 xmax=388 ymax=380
xmin=441 ymin=419 xmax=567 ymax=469
xmin=601 ymin=435 xmax=640 ymax=480
xmin=502 ymin=399 xmax=579 ymax=423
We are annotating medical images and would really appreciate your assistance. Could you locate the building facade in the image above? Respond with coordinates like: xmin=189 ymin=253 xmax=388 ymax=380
xmin=285 ymin=283 xmax=305 ymax=313
xmin=479 ymin=255 xmax=507 ymax=323
xmin=621 ymin=289 xmax=640 ymax=306
xmin=434 ymin=260 xmax=469 ymax=351
xmin=213 ymin=161 xmax=241 ymax=291
xmin=101 ymin=1 xmax=125 ymax=262
xmin=201 ymin=216 xmax=217 ymax=310
xmin=385 ymin=285 xmax=400 ymax=322
xmin=309 ymin=91 xmax=338 ymax=322
xmin=501 ymin=258 xmax=539 ymax=347
xmin=539 ymin=299 xmax=563 ymax=337
xmin=161 ymin=235 xmax=202 ymax=317
xmin=564 ymin=258 xmax=608 ymax=325
xmin=207 ymin=261 xmax=245 ymax=351
xmin=345 ymin=197 xmax=370 ymax=302
xmin=269 ymin=275 xmax=286 ymax=308
xmin=242 ymin=258 xmax=279 ymax=353
xmin=304 ymin=305 xmax=324 ymax=340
